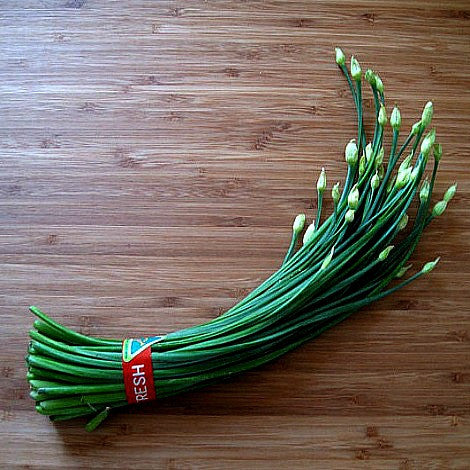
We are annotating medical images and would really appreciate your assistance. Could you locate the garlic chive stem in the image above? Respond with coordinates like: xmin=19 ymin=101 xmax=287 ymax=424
xmin=355 ymin=79 xmax=367 ymax=150
xmin=315 ymin=193 xmax=323 ymax=229
xmin=371 ymin=87 xmax=381 ymax=148
xmin=282 ymin=232 xmax=299 ymax=266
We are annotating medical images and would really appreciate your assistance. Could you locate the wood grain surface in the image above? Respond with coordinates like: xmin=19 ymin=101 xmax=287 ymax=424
xmin=1 ymin=1 xmax=469 ymax=469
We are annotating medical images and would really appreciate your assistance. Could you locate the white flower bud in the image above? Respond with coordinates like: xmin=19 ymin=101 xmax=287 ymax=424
xmin=420 ymin=129 xmax=436 ymax=156
xmin=421 ymin=257 xmax=440 ymax=274
xmin=399 ymin=153 xmax=413 ymax=173
xmin=395 ymin=264 xmax=412 ymax=279
xmin=371 ymin=172 xmax=380 ymax=190
xmin=378 ymin=245 xmax=394 ymax=261
xmin=375 ymin=74 xmax=384 ymax=93
xmin=345 ymin=209 xmax=355 ymax=223
xmin=395 ymin=167 xmax=412 ymax=189
xmin=293 ymin=214 xmax=306 ymax=235
xmin=335 ymin=47 xmax=346 ymax=66
xmin=421 ymin=101 xmax=433 ymax=128
xmin=316 ymin=167 xmax=327 ymax=193
xmin=321 ymin=246 xmax=335 ymax=270
xmin=303 ymin=222 xmax=316 ymax=245
xmin=365 ymin=142 xmax=373 ymax=163
xmin=347 ymin=184 xmax=360 ymax=210
xmin=365 ymin=69 xmax=376 ymax=86
xmin=378 ymin=105 xmax=387 ymax=127
xmin=432 ymin=200 xmax=447 ymax=217
xmin=390 ymin=106 xmax=401 ymax=130
xmin=359 ymin=154 xmax=366 ymax=176
xmin=411 ymin=121 xmax=422 ymax=136
xmin=444 ymin=183 xmax=457 ymax=203
xmin=398 ymin=213 xmax=409 ymax=231
xmin=410 ymin=165 xmax=420 ymax=182
xmin=345 ymin=139 xmax=358 ymax=166
xmin=351 ymin=56 xmax=362 ymax=81
xmin=332 ymin=182 xmax=341 ymax=204
xmin=375 ymin=147 xmax=384 ymax=168
xmin=420 ymin=180 xmax=430 ymax=203
xmin=378 ymin=164 xmax=385 ymax=180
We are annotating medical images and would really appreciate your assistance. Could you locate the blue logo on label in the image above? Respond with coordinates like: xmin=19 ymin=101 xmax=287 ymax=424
xmin=122 ymin=335 xmax=165 ymax=362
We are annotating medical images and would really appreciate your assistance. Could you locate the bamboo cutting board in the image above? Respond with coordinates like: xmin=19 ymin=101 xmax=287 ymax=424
xmin=1 ymin=1 xmax=469 ymax=468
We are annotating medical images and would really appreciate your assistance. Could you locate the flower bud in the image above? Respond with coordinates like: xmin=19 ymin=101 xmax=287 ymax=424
xmin=421 ymin=101 xmax=433 ymax=128
xmin=351 ymin=56 xmax=362 ymax=81
xmin=420 ymin=129 xmax=436 ymax=156
xmin=395 ymin=264 xmax=412 ymax=279
xmin=335 ymin=47 xmax=346 ymax=66
xmin=433 ymin=143 xmax=442 ymax=162
xmin=321 ymin=246 xmax=335 ymax=270
xmin=365 ymin=142 xmax=373 ymax=163
xmin=391 ymin=106 xmax=401 ymax=130
xmin=371 ymin=172 xmax=380 ymax=190
xmin=395 ymin=167 xmax=412 ymax=189
xmin=316 ymin=167 xmax=327 ymax=193
xmin=410 ymin=165 xmax=420 ymax=182
xmin=378 ymin=164 xmax=385 ymax=180
xmin=375 ymin=147 xmax=384 ymax=168
xmin=378 ymin=105 xmax=387 ymax=127
xmin=411 ymin=121 xmax=422 ymax=136
xmin=303 ymin=223 xmax=316 ymax=245
xmin=399 ymin=153 xmax=413 ymax=173
xmin=420 ymin=179 xmax=430 ymax=202
xmin=398 ymin=213 xmax=409 ymax=231
xmin=432 ymin=200 xmax=447 ymax=217
xmin=293 ymin=214 xmax=306 ymax=235
xmin=378 ymin=245 xmax=394 ymax=261
xmin=421 ymin=257 xmax=440 ymax=274
xmin=345 ymin=139 xmax=358 ymax=166
xmin=345 ymin=209 xmax=355 ymax=223
xmin=359 ymin=154 xmax=366 ymax=176
xmin=347 ymin=184 xmax=360 ymax=210
xmin=365 ymin=69 xmax=376 ymax=86
xmin=375 ymin=74 xmax=384 ymax=93
xmin=332 ymin=182 xmax=341 ymax=204
xmin=444 ymin=183 xmax=457 ymax=203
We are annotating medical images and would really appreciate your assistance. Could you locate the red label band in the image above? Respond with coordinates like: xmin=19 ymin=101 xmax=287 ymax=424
xmin=122 ymin=339 xmax=156 ymax=404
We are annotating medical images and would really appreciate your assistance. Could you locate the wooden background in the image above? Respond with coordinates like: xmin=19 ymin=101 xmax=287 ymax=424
xmin=1 ymin=1 xmax=469 ymax=468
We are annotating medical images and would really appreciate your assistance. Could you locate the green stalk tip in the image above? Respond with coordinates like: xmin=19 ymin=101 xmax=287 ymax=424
xmin=433 ymin=143 xmax=442 ymax=162
xmin=332 ymin=182 xmax=341 ymax=204
xmin=432 ymin=200 xmax=447 ymax=217
xmin=391 ymin=106 xmax=401 ymax=130
xmin=302 ymin=223 xmax=316 ymax=245
xmin=375 ymin=73 xmax=384 ymax=93
xmin=348 ymin=185 xmax=360 ymax=210
xmin=345 ymin=139 xmax=358 ymax=166
xmin=335 ymin=47 xmax=346 ymax=66
xmin=316 ymin=167 xmax=327 ymax=193
xmin=443 ymin=183 xmax=457 ymax=203
xmin=378 ymin=245 xmax=394 ymax=261
xmin=85 ymin=407 xmax=111 ymax=432
xmin=421 ymin=129 xmax=436 ymax=156
xmin=293 ymin=214 xmax=306 ymax=234
xmin=351 ymin=56 xmax=362 ymax=81
xmin=345 ymin=209 xmax=355 ymax=223
xmin=422 ymin=257 xmax=440 ymax=274
xmin=421 ymin=101 xmax=433 ymax=128
xmin=378 ymin=105 xmax=387 ymax=127
xmin=320 ymin=246 xmax=335 ymax=270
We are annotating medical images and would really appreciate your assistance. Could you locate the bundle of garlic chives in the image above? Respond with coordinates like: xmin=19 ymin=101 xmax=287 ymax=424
xmin=26 ymin=48 xmax=456 ymax=431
